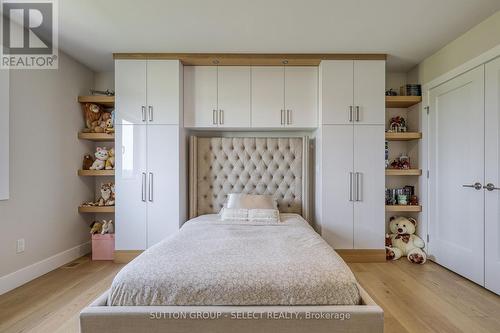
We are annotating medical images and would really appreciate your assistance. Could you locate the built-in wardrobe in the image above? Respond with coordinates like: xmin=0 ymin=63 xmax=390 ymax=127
xmin=427 ymin=56 xmax=500 ymax=294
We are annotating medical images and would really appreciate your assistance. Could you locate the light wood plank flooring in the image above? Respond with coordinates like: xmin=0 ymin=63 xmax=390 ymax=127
xmin=0 ymin=256 xmax=499 ymax=333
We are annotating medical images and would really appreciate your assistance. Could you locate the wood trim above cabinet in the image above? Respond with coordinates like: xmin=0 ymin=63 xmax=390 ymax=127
xmin=113 ymin=53 xmax=387 ymax=66
xmin=336 ymin=249 xmax=386 ymax=263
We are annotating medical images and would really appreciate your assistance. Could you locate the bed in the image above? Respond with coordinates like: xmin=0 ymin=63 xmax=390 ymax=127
xmin=80 ymin=136 xmax=383 ymax=333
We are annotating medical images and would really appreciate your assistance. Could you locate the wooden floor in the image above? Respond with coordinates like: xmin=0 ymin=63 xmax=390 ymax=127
xmin=0 ymin=256 xmax=499 ymax=333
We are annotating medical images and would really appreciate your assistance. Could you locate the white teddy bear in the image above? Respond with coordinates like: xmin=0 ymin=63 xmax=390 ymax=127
xmin=385 ymin=216 xmax=427 ymax=264
xmin=90 ymin=147 xmax=109 ymax=170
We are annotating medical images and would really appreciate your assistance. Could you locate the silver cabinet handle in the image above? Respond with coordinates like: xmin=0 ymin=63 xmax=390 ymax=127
xmin=219 ymin=110 xmax=224 ymax=125
xmin=484 ymin=183 xmax=500 ymax=191
xmin=280 ymin=109 xmax=285 ymax=125
xmin=356 ymin=172 xmax=362 ymax=201
xmin=141 ymin=172 xmax=146 ymax=201
xmin=355 ymin=106 xmax=360 ymax=122
xmin=349 ymin=172 xmax=354 ymax=201
xmin=148 ymin=172 xmax=153 ymax=202
xmin=349 ymin=106 xmax=353 ymax=122
xmin=463 ymin=182 xmax=482 ymax=190
xmin=212 ymin=109 xmax=218 ymax=125
xmin=141 ymin=106 xmax=146 ymax=122
xmin=148 ymin=106 xmax=153 ymax=122
xmin=287 ymin=109 xmax=292 ymax=125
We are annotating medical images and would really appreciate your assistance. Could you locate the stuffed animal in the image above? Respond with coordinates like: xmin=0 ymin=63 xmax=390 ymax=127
xmin=90 ymin=221 xmax=103 ymax=234
xmin=101 ymin=220 xmax=114 ymax=234
xmin=82 ymin=154 xmax=94 ymax=170
xmin=105 ymin=148 xmax=115 ymax=170
xmin=82 ymin=103 xmax=103 ymax=133
xmin=386 ymin=216 xmax=427 ymax=264
xmin=94 ymin=112 xmax=113 ymax=133
xmin=97 ymin=182 xmax=115 ymax=206
xmin=90 ymin=147 xmax=109 ymax=170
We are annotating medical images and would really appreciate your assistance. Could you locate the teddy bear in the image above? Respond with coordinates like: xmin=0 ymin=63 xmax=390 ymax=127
xmin=82 ymin=154 xmax=94 ymax=170
xmin=101 ymin=220 xmax=114 ymax=234
xmin=385 ymin=216 xmax=427 ymax=264
xmin=97 ymin=182 xmax=115 ymax=206
xmin=105 ymin=148 xmax=115 ymax=170
xmin=93 ymin=112 xmax=113 ymax=133
xmin=89 ymin=221 xmax=102 ymax=234
xmin=90 ymin=147 xmax=109 ymax=170
xmin=81 ymin=103 xmax=103 ymax=133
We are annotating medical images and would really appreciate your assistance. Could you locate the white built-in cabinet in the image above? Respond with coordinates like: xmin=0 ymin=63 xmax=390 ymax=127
xmin=320 ymin=60 xmax=385 ymax=125
xmin=316 ymin=60 xmax=385 ymax=250
xmin=115 ymin=60 xmax=181 ymax=125
xmin=115 ymin=60 xmax=184 ymax=251
xmin=184 ymin=66 xmax=317 ymax=128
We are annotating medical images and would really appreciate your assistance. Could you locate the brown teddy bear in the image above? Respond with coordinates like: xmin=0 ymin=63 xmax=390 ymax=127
xmin=81 ymin=103 xmax=103 ymax=133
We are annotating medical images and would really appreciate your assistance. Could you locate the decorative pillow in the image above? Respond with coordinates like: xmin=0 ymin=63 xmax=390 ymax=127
xmin=220 ymin=208 xmax=248 ymax=221
xmin=248 ymin=209 xmax=280 ymax=223
xmin=226 ymin=193 xmax=277 ymax=210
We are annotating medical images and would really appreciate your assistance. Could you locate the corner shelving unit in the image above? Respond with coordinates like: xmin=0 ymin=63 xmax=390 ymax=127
xmin=385 ymin=95 xmax=422 ymax=214
xmin=77 ymin=95 xmax=115 ymax=215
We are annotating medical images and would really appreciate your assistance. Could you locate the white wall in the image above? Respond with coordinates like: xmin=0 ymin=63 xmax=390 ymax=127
xmin=0 ymin=69 xmax=9 ymax=200
xmin=94 ymin=71 xmax=114 ymax=91
xmin=0 ymin=52 xmax=94 ymax=293
xmin=408 ymin=10 xmax=500 ymax=84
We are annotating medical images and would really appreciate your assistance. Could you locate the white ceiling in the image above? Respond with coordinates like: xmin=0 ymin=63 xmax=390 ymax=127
xmin=59 ymin=0 xmax=500 ymax=73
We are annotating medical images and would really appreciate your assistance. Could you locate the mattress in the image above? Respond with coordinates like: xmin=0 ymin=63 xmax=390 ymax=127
xmin=108 ymin=214 xmax=361 ymax=306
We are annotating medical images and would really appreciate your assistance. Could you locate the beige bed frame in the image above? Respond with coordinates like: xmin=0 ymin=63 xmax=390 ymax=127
xmin=80 ymin=136 xmax=383 ymax=332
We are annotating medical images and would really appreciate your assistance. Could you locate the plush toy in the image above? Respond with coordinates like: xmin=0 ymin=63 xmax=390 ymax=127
xmin=82 ymin=103 xmax=103 ymax=133
xmin=89 ymin=221 xmax=102 ymax=234
xmin=101 ymin=220 xmax=115 ymax=234
xmin=82 ymin=154 xmax=94 ymax=170
xmin=90 ymin=147 xmax=109 ymax=170
xmin=94 ymin=112 xmax=113 ymax=133
xmin=385 ymin=216 xmax=426 ymax=264
xmin=97 ymin=182 xmax=115 ymax=206
xmin=105 ymin=148 xmax=115 ymax=170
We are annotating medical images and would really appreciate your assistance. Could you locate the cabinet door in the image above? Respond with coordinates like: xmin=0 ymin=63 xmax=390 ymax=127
xmin=217 ymin=66 xmax=251 ymax=127
xmin=485 ymin=57 xmax=500 ymax=295
xmin=147 ymin=60 xmax=181 ymax=125
xmin=115 ymin=60 xmax=147 ymax=125
xmin=320 ymin=60 xmax=354 ymax=125
xmin=320 ymin=125 xmax=354 ymax=249
xmin=353 ymin=125 xmax=385 ymax=249
xmin=353 ymin=60 xmax=385 ymax=125
xmin=115 ymin=125 xmax=147 ymax=250
xmin=251 ymin=67 xmax=285 ymax=128
xmin=147 ymin=126 xmax=180 ymax=247
xmin=285 ymin=67 xmax=318 ymax=128
xmin=184 ymin=66 xmax=218 ymax=127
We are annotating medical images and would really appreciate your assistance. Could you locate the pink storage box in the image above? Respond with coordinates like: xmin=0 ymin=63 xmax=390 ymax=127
xmin=92 ymin=234 xmax=115 ymax=260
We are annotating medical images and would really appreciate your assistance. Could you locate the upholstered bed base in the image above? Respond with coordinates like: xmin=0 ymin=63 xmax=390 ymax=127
xmin=80 ymin=284 xmax=383 ymax=333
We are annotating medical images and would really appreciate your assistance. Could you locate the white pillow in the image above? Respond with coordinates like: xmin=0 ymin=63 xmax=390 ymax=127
xmin=226 ymin=193 xmax=276 ymax=210
xmin=220 ymin=208 xmax=248 ymax=221
xmin=248 ymin=209 xmax=280 ymax=223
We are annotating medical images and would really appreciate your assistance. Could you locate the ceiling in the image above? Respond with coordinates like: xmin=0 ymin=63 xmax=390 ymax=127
xmin=58 ymin=0 xmax=500 ymax=73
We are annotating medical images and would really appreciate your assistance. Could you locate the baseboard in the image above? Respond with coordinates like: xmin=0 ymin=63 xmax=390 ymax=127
xmin=336 ymin=249 xmax=386 ymax=263
xmin=0 ymin=241 xmax=91 ymax=295
xmin=114 ymin=250 xmax=143 ymax=264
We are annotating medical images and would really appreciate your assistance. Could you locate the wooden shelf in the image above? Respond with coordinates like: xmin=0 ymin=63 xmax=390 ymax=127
xmin=386 ymin=169 xmax=422 ymax=176
xmin=78 ymin=95 xmax=115 ymax=107
xmin=78 ymin=169 xmax=115 ymax=177
xmin=385 ymin=96 xmax=422 ymax=108
xmin=386 ymin=205 xmax=422 ymax=212
xmin=78 ymin=132 xmax=114 ymax=142
xmin=385 ymin=132 xmax=422 ymax=141
xmin=78 ymin=206 xmax=115 ymax=213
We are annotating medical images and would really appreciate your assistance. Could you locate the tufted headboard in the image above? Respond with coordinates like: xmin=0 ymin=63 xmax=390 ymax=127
xmin=189 ymin=136 xmax=309 ymax=220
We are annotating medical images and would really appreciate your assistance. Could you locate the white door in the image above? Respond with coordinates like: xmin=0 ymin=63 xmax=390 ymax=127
xmin=115 ymin=60 xmax=147 ymax=125
xmin=319 ymin=60 xmax=354 ymax=125
xmin=320 ymin=125 xmax=354 ymax=249
xmin=147 ymin=125 xmax=180 ymax=247
xmin=147 ymin=60 xmax=181 ymax=125
xmin=115 ymin=125 xmax=147 ymax=250
xmin=428 ymin=66 xmax=485 ymax=285
xmin=217 ymin=66 xmax=251 ymax=128
xmin=353 ymin=60 xmax=385 ymax=125
xmin=284 ymin=67 xmax=318 ymax=128
xmin=485 ymin=57 xmax=500 ymax=294
xmin=251 ymin=67 xmax=285 ymax=128
xmin=353 ymin=125 xmax=385 ymax=249
xmin=184 ymin=66 xmax=218 ymax=127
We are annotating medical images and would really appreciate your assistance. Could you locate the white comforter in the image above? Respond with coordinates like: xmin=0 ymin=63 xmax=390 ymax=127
xmin=108 ymin=214 xmax=361 ymax=306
